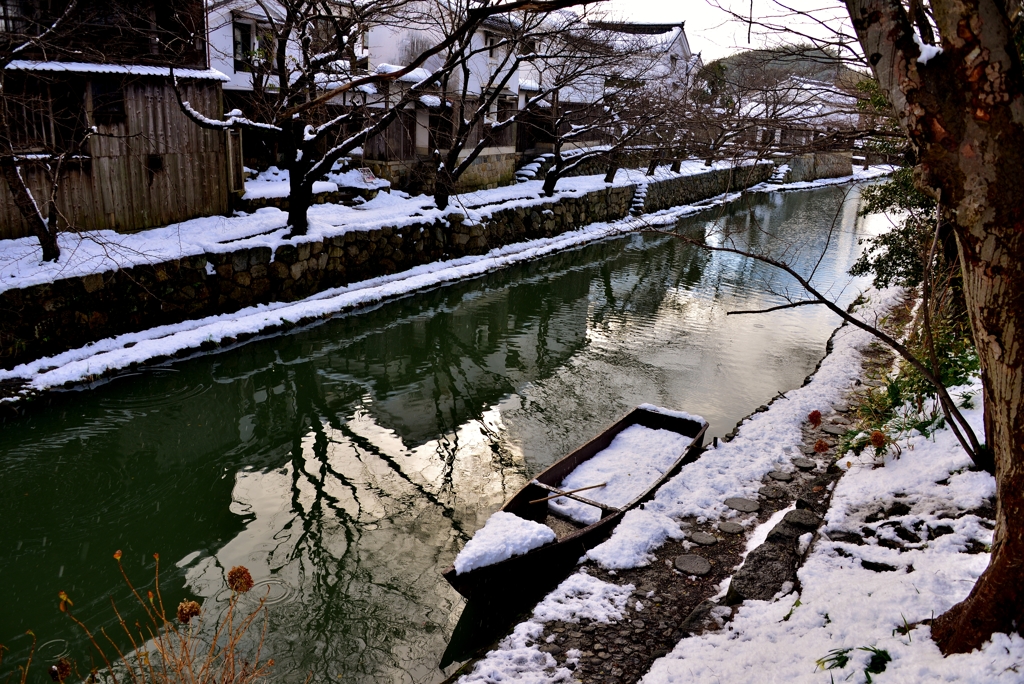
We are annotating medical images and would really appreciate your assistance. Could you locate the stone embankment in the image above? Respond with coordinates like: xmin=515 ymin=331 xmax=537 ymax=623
xmin=0 ymin=163 xmax=771 ymax=369
xmin=784 ymin=152 xmax=853 ymax=183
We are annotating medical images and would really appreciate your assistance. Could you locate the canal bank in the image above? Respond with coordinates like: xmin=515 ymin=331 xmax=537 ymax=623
xmin=0 ymin=181 xmax=897 ymax=684
xmin=0 ymin=165 xmax=890 ymax=405
xmin=0 ymin=163 xmax=773 ymax=372
xmin=452 ymin=288 xmax=1011 ymax=684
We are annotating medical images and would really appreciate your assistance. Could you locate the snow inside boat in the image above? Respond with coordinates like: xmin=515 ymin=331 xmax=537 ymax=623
xmin=441 ymin=405 xmax=708 ymax=599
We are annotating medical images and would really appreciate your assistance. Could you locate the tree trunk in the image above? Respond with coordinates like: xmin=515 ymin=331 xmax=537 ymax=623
xmin=434 ymin=159 xmax=454 ymax=210
xmin=604 ymin=151 xmax=619 ymax=183
xmin=541 ymin=169 xmax=559 ymax=196
xmin=845 ymin=0 xmax=1024 ymax=653
xmin=1 ymin=162 xmax=60 ymax=261
xmin=287 ymin=177 xmax=312 ymax=237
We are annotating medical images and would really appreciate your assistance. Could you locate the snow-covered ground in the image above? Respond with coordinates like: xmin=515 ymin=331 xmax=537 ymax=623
xmin=0 ymin=164 xmax=892 ymax=400
xmin=240 ymin=165 xmax=391 ymax=200
xmin=456 ymin=289 xmax=1024 ymax=683
xmin=641 ymin=374 xmax=1018 ymax=684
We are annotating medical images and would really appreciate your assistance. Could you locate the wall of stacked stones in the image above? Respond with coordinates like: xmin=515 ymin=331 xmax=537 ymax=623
xmin=363 ymin=151 xmax=518 ymax=195
xmin=641 ymin=164 xmax=772 ymax=213
xmin=785 ymin=152 xmax=853 ymax=183
xmin=0 ymin=162 xmax=772 ymax=370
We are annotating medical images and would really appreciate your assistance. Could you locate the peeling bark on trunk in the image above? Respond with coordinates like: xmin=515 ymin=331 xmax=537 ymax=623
xmin=845 ymin=0 xmax=1024 ymax=653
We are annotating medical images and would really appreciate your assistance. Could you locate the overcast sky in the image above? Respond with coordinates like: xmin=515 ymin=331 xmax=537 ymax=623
xmin=602 ymin=0 xmax=855 ymax=62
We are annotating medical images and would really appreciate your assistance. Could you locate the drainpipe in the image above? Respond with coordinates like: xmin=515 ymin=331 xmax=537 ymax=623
xmin=204 ymin=2 xmax=212 ymax=69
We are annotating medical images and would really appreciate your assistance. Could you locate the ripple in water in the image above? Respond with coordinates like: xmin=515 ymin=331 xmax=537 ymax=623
xmin=217 ymin=578 xmax=295 ymax=607
xmin=98 ymin=378 xmax=209 ymax=411
xmin=37 ymin=638 xmax=71 ymax=661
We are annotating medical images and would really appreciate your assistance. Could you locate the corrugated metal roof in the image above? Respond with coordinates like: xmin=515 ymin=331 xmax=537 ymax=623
xmin=5 ymin=61 xmax=230 ymax=81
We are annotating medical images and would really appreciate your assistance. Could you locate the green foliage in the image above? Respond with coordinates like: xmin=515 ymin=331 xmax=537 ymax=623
xmin=850 ymin=166 xmax=937 ymax=289
xmin=782 ymin=598 xmax=802 ymax=621
xmin=859 ymin=165 xmax=933 ymax=215
xmin=862 ymin=646 xmax=892 ymax=682
xmin=901 ymin=312 xmax=979 ymax=399
xmin=693 ymin=60 xmax=729 ymax=106
xmin=816 ymin=647 xmax=852 ymax=671
xmin=892 ymin=614 xmax=913 ymax=641
xmin=840 ymin=297 xmax=977 ymax=461
xmin=856 ymin=78 xmax=892 ymax=116
xmin=815 ymin=646 xmax=891 ymax=683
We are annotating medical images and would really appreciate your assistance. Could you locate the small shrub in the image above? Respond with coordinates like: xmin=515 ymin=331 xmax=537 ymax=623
xmin=815 ymin=645 xmax=892 ymax=683
xmin=861 ymin=646 xmax=892 ymax=682
xmin=2 ymin=551 xmax=273 ymax=684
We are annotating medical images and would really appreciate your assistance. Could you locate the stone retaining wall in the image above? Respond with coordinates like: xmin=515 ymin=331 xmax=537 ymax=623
xmin=642 ymin=164 xmax=770 ymax=213
xmin=785 ymin=152 xmax=853 ymax=182
xmin=364 ymin=151 xmax=519 ymax=194
xmin=0 ymin=163 xmax=772 ymax=369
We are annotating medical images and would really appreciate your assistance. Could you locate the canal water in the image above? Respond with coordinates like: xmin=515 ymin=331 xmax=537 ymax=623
xmin=0 ymin=183 xmax=887 ymax=682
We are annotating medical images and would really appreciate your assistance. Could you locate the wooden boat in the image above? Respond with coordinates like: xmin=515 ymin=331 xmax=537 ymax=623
xmin=442 ymin=406 xmax=708 ymax=599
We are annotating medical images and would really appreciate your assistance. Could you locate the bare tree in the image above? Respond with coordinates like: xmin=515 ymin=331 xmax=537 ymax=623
xmin=1 ymin=0 xmax=82 ymax=262
xmin=527 ymin=25 xmax=682 ymax=195
xmin=708 ymin=0 xmax=1024 ymax=655
xmin=424 ymin=4 xmax=569 ymax=208
xmin=179 ymin=0 xmax=590 ymax=235
xmin=683 ymin=45 xmax=891 ymax=166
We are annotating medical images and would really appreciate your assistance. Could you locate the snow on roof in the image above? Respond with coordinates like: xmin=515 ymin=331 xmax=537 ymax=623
xmin=518 ymin=78 xmax=540 ymax=91
xmin=588 ymin=21 xmax=686 ymax=56
xmin=375 ymin=63 xmax=434 ymax=84
xmin=737 ymin=76 xmax=860 ymax=128
xmin=5 ymin=61 xmax=229 ymax=81
xmin=418 ymin=94 xmax=443 ymax=108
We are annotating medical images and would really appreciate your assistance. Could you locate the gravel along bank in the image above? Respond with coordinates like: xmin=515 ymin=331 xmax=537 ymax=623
xmin=450 ymin=287 xmax=1020 ymax=684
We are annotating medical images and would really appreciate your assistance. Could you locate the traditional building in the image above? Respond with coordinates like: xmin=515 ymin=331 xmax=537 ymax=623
xmin=0 ymin=0 xmax=233 ymax=239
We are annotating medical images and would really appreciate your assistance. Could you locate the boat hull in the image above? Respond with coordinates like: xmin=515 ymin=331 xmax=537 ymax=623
xmin=442 ymin=406 xmax=707 ymax=599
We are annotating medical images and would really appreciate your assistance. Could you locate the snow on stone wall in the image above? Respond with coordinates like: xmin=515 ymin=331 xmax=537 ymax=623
xmin=0 ymin=163 xmax=771 ymax=370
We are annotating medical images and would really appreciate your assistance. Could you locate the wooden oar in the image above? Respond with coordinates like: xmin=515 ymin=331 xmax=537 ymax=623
xmin=529 ymin=483 xmax=607 ymax=504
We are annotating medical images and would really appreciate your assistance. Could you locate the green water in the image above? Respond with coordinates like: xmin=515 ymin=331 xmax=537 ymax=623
xmin=1 ymin=184 xmax=886 ymax=682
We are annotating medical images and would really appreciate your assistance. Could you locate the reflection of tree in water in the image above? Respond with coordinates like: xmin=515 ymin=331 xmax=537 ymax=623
xmin=212 ymin=365 xmax=459 ymax=683
xmin=182 ymin=252 xmax=616 ymax=682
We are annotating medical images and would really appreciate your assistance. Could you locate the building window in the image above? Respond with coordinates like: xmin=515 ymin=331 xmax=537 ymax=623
xmin=234 ymin=21 xmax=253 ymax=72
xmin=1 ymin=0 xmax=24 ymax=33
xmin=485 ymin=32 xmax=498 ymax=60
xmin=91 ymin=78 xmax=126 ymax=124
xmin=5 ymin=75 xmax=87 ymax=152
xmin=255 ymin=27 xmax=276 ymax=71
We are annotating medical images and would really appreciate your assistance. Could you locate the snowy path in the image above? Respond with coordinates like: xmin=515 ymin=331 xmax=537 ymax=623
xmin=455 ymin=289 xmax=1024 ymax=684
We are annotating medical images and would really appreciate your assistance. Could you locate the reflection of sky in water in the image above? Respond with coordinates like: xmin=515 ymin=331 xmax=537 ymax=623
xmin=0 ymin=184 xmax=887 ymax=684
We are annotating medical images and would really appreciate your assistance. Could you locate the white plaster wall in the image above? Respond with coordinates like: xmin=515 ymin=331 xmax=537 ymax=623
xmin=207 ymin=0 xmax=288 ymax=93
